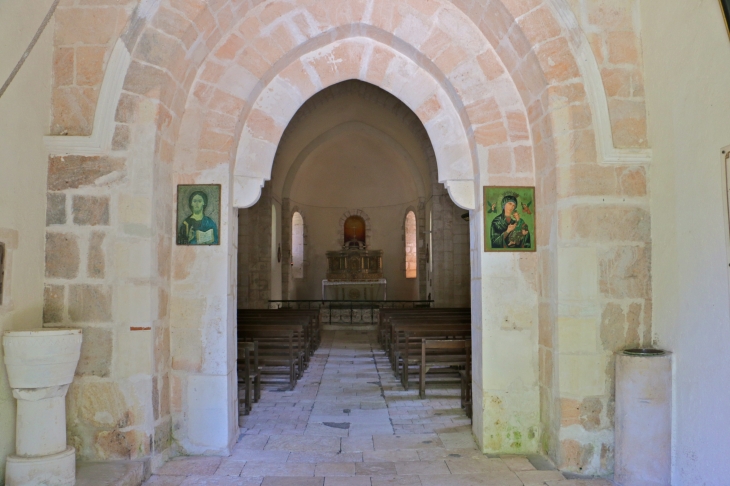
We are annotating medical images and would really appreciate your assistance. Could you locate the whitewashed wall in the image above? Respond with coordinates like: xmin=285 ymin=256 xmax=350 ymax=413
xmin=0 ymin=1 xmax=54 ymax=480
xmin=643 ymin=0 xmax=730 ymax=483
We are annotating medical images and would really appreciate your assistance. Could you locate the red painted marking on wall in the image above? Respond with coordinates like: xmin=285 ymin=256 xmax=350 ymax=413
xmin=130 ymin=327 xmax=151 ymax=331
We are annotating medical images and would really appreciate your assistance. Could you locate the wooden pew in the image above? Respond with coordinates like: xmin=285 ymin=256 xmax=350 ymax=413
xmin=238 ymin=315 xmax=312 ymax=368
xmin=393 ymin=325 xmax=471 ymax=388
xmin=238 ymin=309 xmax=320 ymax=358
xmin=380 ymin=309 xmax=470 ymax=355
xmin=237 ymin=327 xmax=299 ymax=390
xmin=237 ymin=341 xmax=260 ymax=416
xmin=239 ymin=308 xmax=321 ymax=348
xmin=382 ymin=310 xmax=466 ymax=356
xmin=389 ymin=316 xmax=471 ymax=368
xmin=379 ymin=308 xmax=469 ymax=336
xmin=419 ymin=339 xmax=469 ymax=398
xmin=237 ymin=308 xmax=320 ymax=341
xmin=459 ymin=340 xmax=472 ymax=418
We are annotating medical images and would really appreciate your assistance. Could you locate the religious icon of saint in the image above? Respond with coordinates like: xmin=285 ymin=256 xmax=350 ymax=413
xmin=484 ymin=188 xmax=535 ymax=252
xmin=177 ymin=190 xmax=219 ymax=245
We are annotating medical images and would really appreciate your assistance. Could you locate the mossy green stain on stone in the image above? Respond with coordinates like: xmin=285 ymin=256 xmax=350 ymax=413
xmin=508 ymin=430 xmax=523 ymax=449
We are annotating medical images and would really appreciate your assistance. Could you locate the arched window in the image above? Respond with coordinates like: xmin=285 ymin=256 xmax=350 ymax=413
xmin=405 ymin=211 xmax=417 ymax=279
xmin=344 ymin=215 xmax=366 ymax=246
xmin=292 ymin=212 xmax=304 ymax=279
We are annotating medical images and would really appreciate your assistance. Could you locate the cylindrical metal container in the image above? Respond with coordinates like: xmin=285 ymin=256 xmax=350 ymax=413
xmin=615 ymin=349 xmax=672 ymax=486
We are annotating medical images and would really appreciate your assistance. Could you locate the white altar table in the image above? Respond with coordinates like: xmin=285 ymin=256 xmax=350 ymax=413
xmin=322 ymin=279 xmax=387 ymax=300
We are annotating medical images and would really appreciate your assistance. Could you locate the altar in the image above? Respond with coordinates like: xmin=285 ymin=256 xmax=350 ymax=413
xmin=323 ymin=240 xmax=386 ymax=301
xmin=322 ymin=279 xmax=387 ymax=300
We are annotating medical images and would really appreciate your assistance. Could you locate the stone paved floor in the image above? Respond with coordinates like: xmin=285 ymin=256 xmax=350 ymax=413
xmin=143 ymin=331 xmax=613 ymax=486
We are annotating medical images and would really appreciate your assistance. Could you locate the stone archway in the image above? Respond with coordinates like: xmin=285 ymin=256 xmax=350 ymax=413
xmin=266 ymin=80 xmax=441 ymax=305
xmin=170 ymin=15 xmax=543 ymax=460
xmin=42 ymin=0 xmax=653 ymax=475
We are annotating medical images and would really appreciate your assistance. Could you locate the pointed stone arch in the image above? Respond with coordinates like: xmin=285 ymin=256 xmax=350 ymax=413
xmin=39 ymin=0 xmax=653 ymax=474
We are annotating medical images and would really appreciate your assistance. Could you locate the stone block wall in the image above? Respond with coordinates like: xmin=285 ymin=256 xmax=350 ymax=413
xmin=551 ymin=0 xmax=651 ymax=472
xmin=38 ymin=0 xmax=655 ymax=476
xmin=237 ymin=186 xmax=273 ymax=309
xmin=567 ymin=0 xmax=648 ymax=148
xmin=44 ymin=146 xmax=172 ymax=463
xmin=431 ymin=192 xmax=471 ymax=308
xmin=51 ymin=0 xmax=138 ymax=136
xmin=237 ymin=207 xmax=252 ymax=307
xmin=554 ymin=201 xmax=652 ymax=472
xmin=45 ymin=1 xmax=175 ymax=457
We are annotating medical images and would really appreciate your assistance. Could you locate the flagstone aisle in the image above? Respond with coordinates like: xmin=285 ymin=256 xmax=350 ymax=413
xmin=143 ymin=331 xmax=612 ymax=486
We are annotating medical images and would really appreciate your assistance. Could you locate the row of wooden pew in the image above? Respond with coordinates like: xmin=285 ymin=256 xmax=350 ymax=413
xmin=378 ymin=308 xmax=472 ymax=417
xmin=236 ymin=309 xmax=321 ymax=417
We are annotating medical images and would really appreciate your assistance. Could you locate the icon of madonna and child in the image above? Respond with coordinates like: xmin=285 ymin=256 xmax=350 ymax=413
xmin=484 ymin=187 xmax=536 ymax=252
xmin=176 ymin=185 xmax=221 ymax=246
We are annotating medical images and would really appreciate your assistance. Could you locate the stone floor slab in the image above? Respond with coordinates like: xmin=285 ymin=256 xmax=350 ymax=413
xmin=143 ymin=331 xmax=611 ymax=486
xmin=229 ymin=451 xmax=290 ymax=463
xmin=354 ymin=462 xmax=398 ymax=476
xmin=415 ymin=448 xmax=486 ymax=462
xmin=185 ymin=477 xmax=263 ymax=486
xmin=546 ymin=480 xmax=614 ymax=486
xmin=241 ymin=462 xmax=315 ymax=477
xmin=304 ymin=423 xmax=350 ymax=437
xmin=419 ymin=473 xmax=522 ymax=486
xmin=314 ymin=462 xmax=357 ymax=476
xmin=394 ymin=460 xmax=450 ymax=475
xmin=444 ymin=457 xmax=512 ymax=474
xmin=370 ymin=476 xmax=423 ymax=486
xmin=517 ymin=470 xmax=567 ymax=485
xmin=502 ymin=455 xmax=537 ymax=471
xmin=372 ymin=434 xmax=444 ymax=451
xmin=264 ymin=435 xmax=340 ymax=453
xmin=237 ymin=435 xmax=271 ymax=451
xmin=260 ymin=477 xmax=323 ymax=486
xmin=287 ymin=452 xmax=363 ymax=463
xmin=157 ymin=457 xmax=222 ymax=476
xmin=323 ymin=476 xmax=372 ymax=486
xmin=140 ymin=477 xmax=185 ymax=486
xmin=340 ymin=436 xmax=374 ymax=453
xmin=214 ymin=459 xmax=247 ymax=477
xmin=363 ymin=450 xmax=420 ymax=463
xmin=437 ymin=432 xmax=479 ymax=450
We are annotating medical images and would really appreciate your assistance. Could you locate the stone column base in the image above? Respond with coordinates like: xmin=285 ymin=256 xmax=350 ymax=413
xmin=5 ymin=446 xmax=75 ymax=486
